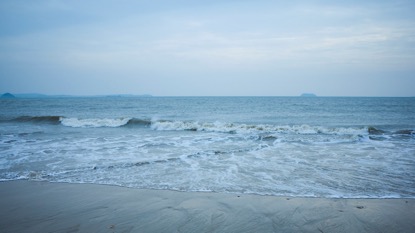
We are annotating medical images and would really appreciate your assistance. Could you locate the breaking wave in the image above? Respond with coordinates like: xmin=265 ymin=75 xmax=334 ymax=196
xmin=150 ymin=120 xmax=369 ymax=136
xmin=6 ymin=116 xmax=414 ymax=137
xmin=8 ymin=116 xmax=151 ymax=128
xmin=12 ymin=116 xmax=62 ymax=124
xmin=60 ymin=117 xmax=132 ymax=128
xmin=60 ymin=117 xmax=153 ymax=128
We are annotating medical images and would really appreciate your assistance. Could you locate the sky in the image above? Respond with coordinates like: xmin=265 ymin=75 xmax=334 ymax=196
xmin=1 ymin=0 xmax=415 ymax=96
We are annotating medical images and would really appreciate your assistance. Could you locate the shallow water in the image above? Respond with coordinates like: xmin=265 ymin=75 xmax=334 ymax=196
xmin=1 ymin=97 xmax=414 ymax=198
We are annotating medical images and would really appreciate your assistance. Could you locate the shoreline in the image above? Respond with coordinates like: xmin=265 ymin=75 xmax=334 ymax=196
xmin=1 ymin=181 xmax=414 ymax=233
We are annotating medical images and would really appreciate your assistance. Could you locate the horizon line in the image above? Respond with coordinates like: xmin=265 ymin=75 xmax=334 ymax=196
xmin=2 ymin=92 xmax=414 ymax=98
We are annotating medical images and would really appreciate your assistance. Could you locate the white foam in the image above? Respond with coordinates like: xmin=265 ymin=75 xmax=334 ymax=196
xmin=151 ymin=120 xmax=368 ymax=136
xmin=60 ymin=117 xmax=131 ymax=128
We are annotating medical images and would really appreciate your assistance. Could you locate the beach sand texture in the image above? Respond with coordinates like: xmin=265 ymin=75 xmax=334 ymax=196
xmin=0 ymin=181 xmax=414 ymax=233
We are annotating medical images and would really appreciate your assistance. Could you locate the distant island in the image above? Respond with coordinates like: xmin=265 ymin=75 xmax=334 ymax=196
xmin=300 ymin=93 xmax=317 ymax=97
xmin=1 ymin=93 xmax=16 ymax=98
xmin=0 ymin=93 xmax=152 ymax=98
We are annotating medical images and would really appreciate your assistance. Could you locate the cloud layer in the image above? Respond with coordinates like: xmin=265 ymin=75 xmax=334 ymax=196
xmin=1 ymin=0 xmax=414 ymax=96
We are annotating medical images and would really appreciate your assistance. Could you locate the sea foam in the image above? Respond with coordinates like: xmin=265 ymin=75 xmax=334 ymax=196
xmin=60 ymin=117 xmax=132 ymax=128
xmin=151 ymin=120 xmax=369 ymax=136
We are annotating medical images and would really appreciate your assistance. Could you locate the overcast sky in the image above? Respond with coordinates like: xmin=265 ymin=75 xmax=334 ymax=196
xmin=1 ymin=0 xmax=415 ymax=96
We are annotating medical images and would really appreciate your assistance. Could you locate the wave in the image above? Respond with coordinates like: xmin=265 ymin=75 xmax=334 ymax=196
xmin=152 ymin=121 xmax=415 ymax=138
xmin=151 ymin=120 xmax=369 ymax=136
xmin=125 ymin=118 xmax=152 ymax=127
xmin=12 ymin=116 xmax=62 ymax=124
xmin=6 ymin=115 xmax=414 ymax=137
xmin=61 ymin=117 xmax=151 ymax=128
xmin=8 ymin=116 xmax=151 ymax=128
xmin=60 ymin=117 xmax=131 ymax=128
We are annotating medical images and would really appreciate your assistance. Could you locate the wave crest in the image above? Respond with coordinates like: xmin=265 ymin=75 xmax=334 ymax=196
xmin=151 ymin=120 xmax=369 ymax=136
xmin=8 ymin=116 xmax=412 ymax=138
xmin=60 ymin=117 xmax=127 ymax=128
xmin=13 ymin=116 xmax=62 ymax=124
xmin=60 ymin=117 xmax=152 ymax=128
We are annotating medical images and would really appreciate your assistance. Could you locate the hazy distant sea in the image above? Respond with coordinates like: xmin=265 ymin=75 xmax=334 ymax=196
xmin=1 ymin=97 xmax=414 ymax=198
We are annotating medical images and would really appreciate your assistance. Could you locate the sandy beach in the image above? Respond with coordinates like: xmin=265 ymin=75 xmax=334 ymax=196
xmin=0 ymin=181 xmax=413 ymax=233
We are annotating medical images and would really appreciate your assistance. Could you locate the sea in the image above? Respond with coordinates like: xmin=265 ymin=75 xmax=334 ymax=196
xmin=1 ymin=96 xmax=414 ymax=198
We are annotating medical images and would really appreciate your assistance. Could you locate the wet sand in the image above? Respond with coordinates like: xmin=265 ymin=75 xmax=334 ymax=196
xmin=0 ymin=181 xmax=414 ymax=233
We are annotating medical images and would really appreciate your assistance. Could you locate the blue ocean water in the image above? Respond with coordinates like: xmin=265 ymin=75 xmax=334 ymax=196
xmin=0 ymin=96 xmax=414 ymax=198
